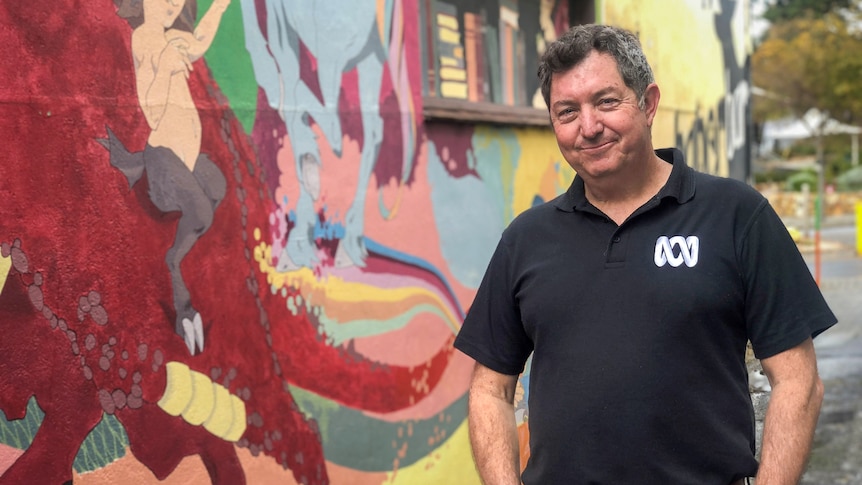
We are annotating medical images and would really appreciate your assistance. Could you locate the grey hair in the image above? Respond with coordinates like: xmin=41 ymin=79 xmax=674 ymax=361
xmin=538 ymin=24 xmax=655 ymax=111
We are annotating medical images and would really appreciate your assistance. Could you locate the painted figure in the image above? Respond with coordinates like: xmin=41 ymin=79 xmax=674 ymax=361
xmin=101 ymin=0 xmax=231 ymax=355
xmin=240 ymin=0 xmax=416 ymax=270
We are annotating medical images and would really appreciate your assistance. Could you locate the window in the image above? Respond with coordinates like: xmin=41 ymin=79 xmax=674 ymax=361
xmin=420 ymin=0 xmax=595 ymax=125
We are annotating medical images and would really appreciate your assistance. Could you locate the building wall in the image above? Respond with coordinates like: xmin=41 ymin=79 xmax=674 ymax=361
xmin=604 ymin=0 xmax=753 ymax=179
xmin=0 ymin=1 xmax=748 ymax=484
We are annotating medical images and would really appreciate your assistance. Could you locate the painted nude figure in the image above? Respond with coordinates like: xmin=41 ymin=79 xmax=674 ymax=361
xmin=102 ymin=0 xmax=231 ymax=355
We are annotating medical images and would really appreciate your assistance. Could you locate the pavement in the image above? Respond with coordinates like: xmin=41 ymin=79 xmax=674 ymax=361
xmin=794 ymin=220 xmax=862 ymax=485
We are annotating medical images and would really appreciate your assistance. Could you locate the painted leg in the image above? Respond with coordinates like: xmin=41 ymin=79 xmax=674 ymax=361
xmin=336 ymin=54 xmax=385 ymax=267
xmin=165 ymin=189 xmax=215 ymax=355
xmin=199 ymin=439 xmax=246 ymax=485
xmin=0 ymin=399 xmax=102 ymax=485
xmin=145 ymin=147 xmax=223 ymax=355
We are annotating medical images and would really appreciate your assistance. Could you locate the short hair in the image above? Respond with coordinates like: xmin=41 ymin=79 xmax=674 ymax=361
xmin=538 ymin=24 xmax=655 ymax=110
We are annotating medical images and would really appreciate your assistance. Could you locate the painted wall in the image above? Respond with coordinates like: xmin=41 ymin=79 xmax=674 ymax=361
xmin=603 ymin=0 xmax=753 ymax=179
xmin=0 ymin=1 xmax=748 ymax=484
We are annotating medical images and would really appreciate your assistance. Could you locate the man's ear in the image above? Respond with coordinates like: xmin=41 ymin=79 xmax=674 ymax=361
xmin=643 ymin=83 xmax=660 ymax=127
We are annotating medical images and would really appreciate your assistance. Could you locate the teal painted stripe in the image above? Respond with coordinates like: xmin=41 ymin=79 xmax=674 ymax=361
xmin=290 ymin=385 xmax=468 ymax=472
xmin=0 ymin=397 xmax=42 ymax=450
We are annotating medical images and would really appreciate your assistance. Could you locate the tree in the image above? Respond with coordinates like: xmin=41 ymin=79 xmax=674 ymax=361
xmin=753 ymin=11 xmax=862 ymax=273
xmin=762 ymin=0 xmax=853 ymax=22
xmin=752 ymin=13 xmax=862 ymax=124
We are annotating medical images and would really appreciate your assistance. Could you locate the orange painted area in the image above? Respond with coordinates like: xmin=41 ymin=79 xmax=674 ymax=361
xmin=518 ymin=422 xmax=530 ymax=474
xmin=72 ymin=450 xmax=206 ymax=484
xmin=71 ymin=445 xmax=393 ymax=485
xmin=538 ymin=162 xmax=560 ymax=204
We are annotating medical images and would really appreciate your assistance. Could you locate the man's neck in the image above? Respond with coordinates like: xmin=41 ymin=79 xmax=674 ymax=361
xmin=583 ymin=152 xmax=672 ymax=225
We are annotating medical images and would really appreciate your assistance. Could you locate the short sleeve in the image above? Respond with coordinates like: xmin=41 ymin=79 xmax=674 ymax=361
xmin=454 ymin=237 xmax=533 ymax=375
xmin=741 ymin=200 xmax=837 ymax=359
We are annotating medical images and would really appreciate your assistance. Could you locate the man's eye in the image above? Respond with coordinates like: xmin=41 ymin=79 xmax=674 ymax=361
xmin=599 ymin=98 xmax=619 ymax=107
xmin=557 ymin=108 xmax=577 ymax=118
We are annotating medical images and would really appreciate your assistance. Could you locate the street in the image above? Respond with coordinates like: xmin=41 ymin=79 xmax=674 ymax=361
xmin=800 ymin=224 xmax=862 ymax=485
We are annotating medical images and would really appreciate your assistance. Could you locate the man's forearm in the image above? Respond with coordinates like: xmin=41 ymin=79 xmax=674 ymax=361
xmin=468 ymin=388 xmax=521 ymax=485
xmin=756 ymin=375 xmax=824 ymax=484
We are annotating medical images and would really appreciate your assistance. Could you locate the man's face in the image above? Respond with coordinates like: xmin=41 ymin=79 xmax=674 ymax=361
xmin=548 ymin=51 xmax=658 ymax=181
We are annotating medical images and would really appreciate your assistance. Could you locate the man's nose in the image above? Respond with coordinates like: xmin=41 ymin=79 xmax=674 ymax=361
xmin=579 ymin=107 xmax=603 ymax=139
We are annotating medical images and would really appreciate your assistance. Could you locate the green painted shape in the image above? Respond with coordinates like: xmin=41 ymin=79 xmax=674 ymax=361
xmin=289 ymin=385 xmax=468 ymax=472
xmin=72 ymin=413 xmax=129 ymax=473
xmin=198 ymin=0 xmax=260 ymax=134
xmin=0 ymin=396 xmax=43 ymax=450
xmin=0 ymin=396 xmax=129 ymax=473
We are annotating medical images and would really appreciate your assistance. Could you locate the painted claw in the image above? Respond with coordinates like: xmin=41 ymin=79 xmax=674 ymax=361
xmin=182 ymin=317 xmax=196 ymax=356
xmin=192 ymin=312 xmax=204 ymax=353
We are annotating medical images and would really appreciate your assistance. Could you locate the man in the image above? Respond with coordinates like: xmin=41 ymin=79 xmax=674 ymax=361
xmin=454 ymin=24 xmax=836 ymax=485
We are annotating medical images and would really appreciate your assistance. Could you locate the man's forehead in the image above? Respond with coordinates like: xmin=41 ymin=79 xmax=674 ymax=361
xmin=550 ymin=60 xmax=627 ymax=100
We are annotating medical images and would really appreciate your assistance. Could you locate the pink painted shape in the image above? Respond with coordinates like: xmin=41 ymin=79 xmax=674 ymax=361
xmin=361 ymin=142 xmax=476 ymax=310
xmin=351 ymin=312 xmax=452 ymax=367
xmin=0 ymin=443 xmax=24 ymax=476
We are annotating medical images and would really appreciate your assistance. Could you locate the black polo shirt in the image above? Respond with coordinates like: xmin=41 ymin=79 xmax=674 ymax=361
xmin=455 ymin=147 xmax=836 ymax=484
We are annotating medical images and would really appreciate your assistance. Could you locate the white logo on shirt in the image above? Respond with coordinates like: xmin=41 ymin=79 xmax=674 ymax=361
xmin=654 ymin=236 xmax=699 ymax=268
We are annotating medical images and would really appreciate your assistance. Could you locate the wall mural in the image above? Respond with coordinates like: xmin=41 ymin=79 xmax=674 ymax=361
xmin=0 ymin=0 xmax=747 ymax=483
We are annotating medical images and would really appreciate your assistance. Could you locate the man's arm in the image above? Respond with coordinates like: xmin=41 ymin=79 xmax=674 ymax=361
xmin=468 ymin=362 xmax=521 ymax=485
xmin=756 ymin=337 xmax=824 ymax=485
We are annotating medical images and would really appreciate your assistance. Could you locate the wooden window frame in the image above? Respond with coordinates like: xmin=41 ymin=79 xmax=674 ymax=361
xmin=422 ymin=96 xmax=550 ymax=126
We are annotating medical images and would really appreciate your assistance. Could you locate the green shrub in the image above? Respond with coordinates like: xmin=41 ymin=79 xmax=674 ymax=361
xmin=784 ymin=170 xmax=819 ymax=191
xmin=836 ymin=166 xmax=862 ymax=191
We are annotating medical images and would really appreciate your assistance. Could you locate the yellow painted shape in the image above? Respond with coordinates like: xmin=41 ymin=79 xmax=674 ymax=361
xmin=440 ymin=82 xmax=468 ymax=99
xmin=386 ymin=420 xmax=481 ymax=485
xmin=157 ymin=361 xmax=193 ymax=417
xmin=436 ymin=13 xmax=457 ymax=30
xmin=439 ymin=67 xmax=467 ymax=82
xmin=509 ymin=127 xmax=570 ymax=217
xmin=438 ymin=56 xmax=459 ymax=68
xmin=856 ymin=202 xmax=862 ymax=255
xmin=437 ymin=28 xmax=460 ymax=45
xmin=181 ymin=370 xmax=215 ymax=426
xmin=202 ymin=383 xmax=234 ymax=438
xmin=0 ymin=254 xmax=11 ymax=295
xmin=223 ymin=394 xmax=247 ymax=442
